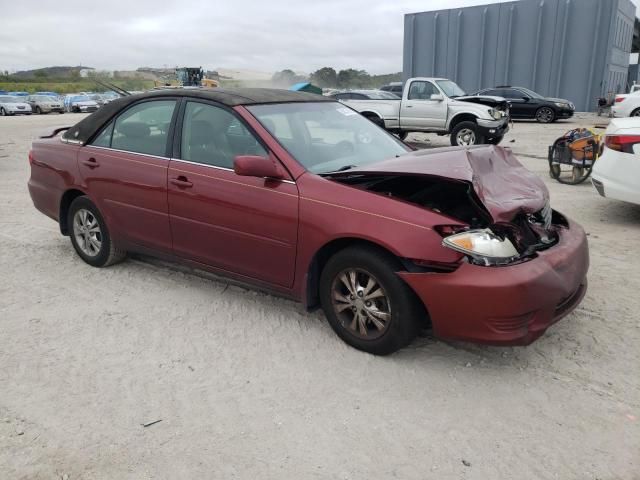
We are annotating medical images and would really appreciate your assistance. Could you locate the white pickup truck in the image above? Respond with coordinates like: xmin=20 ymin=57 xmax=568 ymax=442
xmin=337 ymin=78 xmax=510 ymax=146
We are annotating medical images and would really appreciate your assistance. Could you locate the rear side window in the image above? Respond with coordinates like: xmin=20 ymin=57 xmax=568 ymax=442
xmin=109 ymin=100 xmax=176 ymax=156
xmin=91 ymin=121 xmax=114 ymax=147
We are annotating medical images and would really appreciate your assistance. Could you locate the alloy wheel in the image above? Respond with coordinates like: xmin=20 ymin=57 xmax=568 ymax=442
xmin=536 ymin=107 xmax=554 ymax=123
xmin=331 ymin=268 xmax=392 ymax=340
xmin=73 ymin=209 xmax=102 ymax=257
xmin=456 ymin=128 xmax=476 ymax=146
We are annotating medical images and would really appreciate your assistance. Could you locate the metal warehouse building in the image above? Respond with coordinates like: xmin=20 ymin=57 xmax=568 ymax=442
xmin=403 ymin=0 xmax=637 ymax=111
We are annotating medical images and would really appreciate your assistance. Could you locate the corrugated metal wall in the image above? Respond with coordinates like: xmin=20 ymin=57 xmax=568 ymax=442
xmin=403 ymin=0 xmax=636 ymax=111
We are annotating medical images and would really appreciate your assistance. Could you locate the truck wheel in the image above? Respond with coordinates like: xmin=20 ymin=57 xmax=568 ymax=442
xmin=451 ymin=121 xmax=483 ymax=146
xmin=398 ymin=131 xmax=409 ymax=141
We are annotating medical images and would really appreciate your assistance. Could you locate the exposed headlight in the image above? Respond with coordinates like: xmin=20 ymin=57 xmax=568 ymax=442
xmin=442 ymin=229 xmax=519 ymax=266
xmin=555 ymin=102 xmax=569 ymax=108
xmin=488 ymin=108 xmax=502 ymax=120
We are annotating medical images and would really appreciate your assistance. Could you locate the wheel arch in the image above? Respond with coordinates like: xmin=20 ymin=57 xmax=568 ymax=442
xmin=304 ymin=237 xmax=405 ymax=311
xmin=448 ymin=113 xmax=478 ymax=131
xmin=359 ymin=110 xmax=385 ymax=127
xmin=59 ymin=188 xmax=88 ymax=235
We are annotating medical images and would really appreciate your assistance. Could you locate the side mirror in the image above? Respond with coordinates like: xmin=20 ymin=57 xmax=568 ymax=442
xmin=430 ymin=94 xmax=444 ymax=101
xmin=234 ymin=154 xmax=285 ymax=180
xmin=522 ymin=97 xmax=530 ymax=102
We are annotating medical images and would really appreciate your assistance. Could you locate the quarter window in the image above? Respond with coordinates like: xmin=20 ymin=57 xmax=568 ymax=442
xmin=110 ymin=100 xmax=176 ymax=156
xmin=91 ymin=121 xmax=114 ymax=147
xmin=180 ymin=101 xmax=266 ymax=169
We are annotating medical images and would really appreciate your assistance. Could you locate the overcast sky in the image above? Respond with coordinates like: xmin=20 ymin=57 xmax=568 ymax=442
xmin=1 ymin=0 xmax=638 ymax=75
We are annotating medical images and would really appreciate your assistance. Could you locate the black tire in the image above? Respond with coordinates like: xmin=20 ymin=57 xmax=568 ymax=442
xmin=67 ymin=196 xmax=126 ymax=268
xmin=535 ymin=107 xmax=555 ymax=123
xmin=450 ymin=121 xmax=483 ymax=146
xmin=486 ymin=136 xmax=504 ymax=145
xmin=319 ymin=245 xmax=423 ymax=355
xmin=398 ymin=131 xmax=409 ymax=141
xmin=631 ymin=108 xmax=640 ymax=117
xmin=0 ymin=107 xmax=6 ymax=116
xmin=59 ymin=111 xmax=64 ymax=114
xmin=364 ymin=114 xmax=385 ymax=128
xmin=35 ymin=106 xmax=42 ymax=114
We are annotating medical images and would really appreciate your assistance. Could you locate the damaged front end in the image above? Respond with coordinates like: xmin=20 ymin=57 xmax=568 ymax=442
xmin=327 ymin=145 xmax=566 ymax=267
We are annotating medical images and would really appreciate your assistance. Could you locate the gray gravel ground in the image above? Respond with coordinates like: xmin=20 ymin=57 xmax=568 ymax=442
xmin=1 ymin=112 xmax=639 ymax=479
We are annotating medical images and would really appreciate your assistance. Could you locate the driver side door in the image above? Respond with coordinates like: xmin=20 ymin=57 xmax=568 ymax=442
xmin=167 ymin=100 xmax=299 ymax=288
xmin=399 ymin=80 xmax=447 ymax=130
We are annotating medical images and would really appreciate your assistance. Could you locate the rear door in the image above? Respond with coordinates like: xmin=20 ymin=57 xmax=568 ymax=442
xmin=167 ymin=100 xmax=299 ymax=288
xmin=399 ymin=80 xmax=447 ymax=129
xmin=77 ymin=99 xmax=177 ymax=253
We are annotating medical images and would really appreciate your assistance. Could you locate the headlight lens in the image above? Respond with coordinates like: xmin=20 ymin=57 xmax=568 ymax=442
xmin=488 ymin=108 xmax=502 ymax=120
xmin=555 ymin=102 xmax=569 ymax=108
xmin=443 ymin=229 xmax=519 ymax=266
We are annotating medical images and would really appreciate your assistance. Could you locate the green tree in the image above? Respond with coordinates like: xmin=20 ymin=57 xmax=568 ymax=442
xmin=310 ymin=67 xmax=337 ymax=88
xmin=337 ymin=69 xmax=370 ymax=89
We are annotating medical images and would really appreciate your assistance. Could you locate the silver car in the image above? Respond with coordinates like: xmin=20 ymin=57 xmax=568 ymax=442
xmin=64 ymin=94 xmax=99 ymax=113
xmin=26 ymin=95 xmax=64 ymax=114
xmin=0 ymin=95 xmax=33 ymax=116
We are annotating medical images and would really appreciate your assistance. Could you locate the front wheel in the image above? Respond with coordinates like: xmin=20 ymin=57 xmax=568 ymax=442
xmin=397 ymin=131 xmax=409 ymax=141
xmin=450 ymin=121 xmax=483 ymax=146
xmin=536 ymin=107 xmax=555 ymax=123
xmin=319 ymin=246 xmax=423 ymax=355
xmin=35 ymin=106 xmax=42 ymax=114
xmin=68 ymin=196 xmax=126 ymax=267
xmin=0 ymin=107 xmax=6 ymax=116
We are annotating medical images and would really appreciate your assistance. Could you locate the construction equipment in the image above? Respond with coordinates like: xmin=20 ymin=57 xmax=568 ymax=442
xmin=154 ymin=67 xmax=219 ymax=88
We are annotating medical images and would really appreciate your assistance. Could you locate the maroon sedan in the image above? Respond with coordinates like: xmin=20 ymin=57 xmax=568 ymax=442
xmin=28 ymin=89 xmax=589 ymax=355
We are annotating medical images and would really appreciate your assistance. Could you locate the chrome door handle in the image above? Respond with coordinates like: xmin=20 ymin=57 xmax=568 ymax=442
xmin=81 ymin=157 xmax=99 ymax=168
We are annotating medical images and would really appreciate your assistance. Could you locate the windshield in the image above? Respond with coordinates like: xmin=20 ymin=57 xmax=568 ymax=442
xmin=436 ymin=80 xmax=466 ymax=97
xmin=436 ymin=80 xmax=466 ymax=98
xmin=517 ymin=87 xmax=544 ymax=99
xmin=247 ymin=102 xmax=410 ymax=174
xmin=72 ymin=95 xmax=90 ymax=102
xmin=0 ymin=96 xmax=22 ymax=103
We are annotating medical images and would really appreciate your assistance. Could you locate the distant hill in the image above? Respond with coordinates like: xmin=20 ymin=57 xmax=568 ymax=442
xmin=11 ymin=66 xmax=94 ymax=79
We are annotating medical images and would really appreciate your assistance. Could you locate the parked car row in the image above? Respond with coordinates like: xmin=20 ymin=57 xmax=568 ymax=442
xmin=0 ymin=91 xmax=121 ymax=116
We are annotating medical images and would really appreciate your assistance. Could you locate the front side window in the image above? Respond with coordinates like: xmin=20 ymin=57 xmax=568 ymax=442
xmin=180 ymin=101 xmax=266 ymax=168
xmin=110 ymin=100 xmax=176 ymax=156
xmin=407 ymin=81 xmax=439 ymax=100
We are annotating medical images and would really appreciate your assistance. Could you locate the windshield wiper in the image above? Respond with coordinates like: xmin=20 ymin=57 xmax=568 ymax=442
xmin=320 ymin=164 xmax=359 ymax=175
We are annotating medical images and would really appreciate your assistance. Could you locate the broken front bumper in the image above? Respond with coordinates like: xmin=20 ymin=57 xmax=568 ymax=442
xmin=398 ymin=218 xmax=589 ymax=345
xmin=476 ymin=117 xmax=510 ymax=139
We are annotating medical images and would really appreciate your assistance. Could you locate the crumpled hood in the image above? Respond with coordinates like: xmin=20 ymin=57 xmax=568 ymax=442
xmin=452 ymin=95 xmax=509 ymax=109
xmin=333 ymin=145 xmax=548 ymax=223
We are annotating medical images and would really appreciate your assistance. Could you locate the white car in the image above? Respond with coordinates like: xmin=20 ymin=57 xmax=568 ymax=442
xmin=592 ymin=117 xmax=640 ymax=206
xmin=611 ymin=91 xmax=640 ymax=117
xmin=0 ymin=95 xmax=33 ymax=116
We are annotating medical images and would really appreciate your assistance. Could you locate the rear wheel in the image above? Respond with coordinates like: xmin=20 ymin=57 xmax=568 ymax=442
xmin=631 ymin=108 xmax=640 ymax=117
xmin=536 ymin=107 xmax=555 ymax=123
xmin=319 ymin=246 xmax=423 ymax=355
xmin=68 ymin=196 xmax=126 ymax=267
xmin=451 ymin=121 xmax=483 ymax=146
xmin=35 ymin=106 xmax=42 ymax=114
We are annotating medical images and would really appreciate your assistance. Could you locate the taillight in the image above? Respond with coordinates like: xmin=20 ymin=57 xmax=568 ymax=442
xmin=28 ymin=149 xmax=34 ymax=165
xmin=615 ymin=96 xmax=626 ymax=103
xmin=604 ymin=134 xmax=640 ymax=153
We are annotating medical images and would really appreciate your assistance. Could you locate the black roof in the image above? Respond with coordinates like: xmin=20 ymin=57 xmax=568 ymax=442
xmin=63 ymin=87 xmax=332 ymax=144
